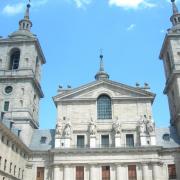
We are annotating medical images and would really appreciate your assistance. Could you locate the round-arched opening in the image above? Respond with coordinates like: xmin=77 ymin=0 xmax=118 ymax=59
xmin=9 ymin=48 xmax=20 ymax=70
xmin=97 ymin=94 xmax=112 ymax=119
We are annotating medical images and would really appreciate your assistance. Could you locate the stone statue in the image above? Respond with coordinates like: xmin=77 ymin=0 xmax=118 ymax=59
xmin=146 ymin=118 xmax=155 ymax=134
xmin=64 ymin=121 xmax=72 ymax=137
xmin=139 ymin=115 xmax=155 ymax=135
xmin=55 ymin=121 xmax=63 ymax=138
xmin=89 ymin=118 xmax=97 ymax=135
xmin=139 ymin=115 xmax=147 ymax=134
xmin=113 ymin=118 xmax=121 ymax=135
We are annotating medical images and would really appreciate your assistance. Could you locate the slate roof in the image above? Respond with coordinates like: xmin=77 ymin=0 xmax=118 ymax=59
xmin=29 ymin=129 xmax=55 ymax=151
xmin=156 ymin=127 xmax=180 ymax=148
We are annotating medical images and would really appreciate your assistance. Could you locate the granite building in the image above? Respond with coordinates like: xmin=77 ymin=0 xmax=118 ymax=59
xmin=0 ymin=0 xmax=180 ymax=180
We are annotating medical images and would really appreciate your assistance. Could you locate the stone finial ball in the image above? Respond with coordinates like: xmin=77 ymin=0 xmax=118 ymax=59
xmin=27 ymin=4 xmax=31 ymax=8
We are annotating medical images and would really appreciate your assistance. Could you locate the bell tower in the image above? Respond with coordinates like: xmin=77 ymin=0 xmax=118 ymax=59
xmin=160 ymin=0 xmax=180 ymax=135
xmin=0 ymin=3 xmax=46 ymax=145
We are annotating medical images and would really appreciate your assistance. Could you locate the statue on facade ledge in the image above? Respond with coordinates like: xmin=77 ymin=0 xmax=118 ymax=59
xmin=146 ymin=116 xmax=155 ymax=135
xmin=55 ymin=120 xmax=63 ymax=138
xmin=64 ymin=121 xmax=72 ymax=137
xmin=139 ymin=115 xmax=155 ymax=135
xmin=89 ymin=118 xmax=97 ymax=136
xmin=113 ymin=117 xmax=121 ymax=135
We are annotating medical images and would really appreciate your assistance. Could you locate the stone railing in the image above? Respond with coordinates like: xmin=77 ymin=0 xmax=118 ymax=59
xmin=0 ymin=68 xmax=35 ymax=77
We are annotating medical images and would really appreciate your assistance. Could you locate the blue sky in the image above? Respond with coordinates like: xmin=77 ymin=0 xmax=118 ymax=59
xmin=0 ymin=0 xmax=176 ymax=129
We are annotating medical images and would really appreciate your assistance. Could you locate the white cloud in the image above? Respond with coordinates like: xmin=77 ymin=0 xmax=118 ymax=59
xmin=2 ymin=0 xmax=48 ymax=16
xmin=2 ymin=3 xmax=24 ymax=16
xmin=73 ymin=0 xmax=92 ymax=8
xmin=126 ymin=24 xmax=136 ymax=31
xmin=109 ymin=0 xmax=156 ymax=9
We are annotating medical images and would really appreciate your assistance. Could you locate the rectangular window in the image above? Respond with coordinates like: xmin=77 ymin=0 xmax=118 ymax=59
xmin=1 ymin=136 xmax=4 ymax=142
xmin=22 ymin=170 xmax=24 ymax=179
xmin=102 ymin=166 xmax=110 ymax=180
xmin=14 ymin=165 xmax=16 ymax=176
xmin=76 ymin=166 xmax=84 ymax=180
xmin=36 ymin=167 xmax=44 ymax=180
xmin=126 ymin=134 xmax=134 ymax=147
xmin=77 ymin=135 xmax=85 ymax=148
xmin=40 ymin=136 xmax=47 ymax=144
xmin=0 ymin=156 xmax=2 ymax=167
xmin=4 ymin=101 xmax=9 ymax=111
xmin=128 ymin=165 xmax=137 ymax=180
xmin=4 ymin=159 xmax=7 ymax=171
xmin=168 ymin=164 xmax=176 ymax=179
xmin=101 ymin=135 xmax=109 ymax=148
xmin=18 ymin=168 xmax=21 ymax=178
xmin=9 ymin=162 xmax=12 ymax=173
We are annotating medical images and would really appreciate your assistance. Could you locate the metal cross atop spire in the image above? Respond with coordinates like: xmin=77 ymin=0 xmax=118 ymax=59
xmin=24 ymin=1 xmax=31 ymax=19
xmin=95 ymin=49 xmax=109 ymax=81
xmin=99 ymin=49 xmax=104 ymax=72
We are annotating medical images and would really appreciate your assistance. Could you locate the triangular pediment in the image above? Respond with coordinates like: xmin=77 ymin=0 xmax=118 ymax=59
xmin=53 ymin=80 xmax=155 ymax=104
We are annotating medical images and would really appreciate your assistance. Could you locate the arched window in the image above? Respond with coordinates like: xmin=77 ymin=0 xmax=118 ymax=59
xmin=97 ymin=95 xmax=112 ymax=119
xmin=9 ymin=50 xmax=20 ymax=70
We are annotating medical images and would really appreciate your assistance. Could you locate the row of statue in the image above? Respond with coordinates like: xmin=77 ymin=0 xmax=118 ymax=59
xmin=55 ymin=115 xmax=155 ymax=138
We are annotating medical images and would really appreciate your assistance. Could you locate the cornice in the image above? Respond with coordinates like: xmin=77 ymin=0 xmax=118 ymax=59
xmin=0 ymin=37 xmax=46 ymax=64
xmin=53 ymin=79 xmax=155 ymax=105
xmin=50 ymin=146 xmax=163 ymax=155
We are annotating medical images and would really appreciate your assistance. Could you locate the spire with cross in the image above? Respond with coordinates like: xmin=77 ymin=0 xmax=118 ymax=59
xmin=95 ymin=50 xmax=109 ymax=81
xmin=170 ymin=0 xmax=180 ymax=28
xmin=19 ymin=0 xmax=32 ymax=31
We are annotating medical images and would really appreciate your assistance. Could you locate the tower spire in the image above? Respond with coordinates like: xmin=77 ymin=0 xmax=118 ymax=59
xmin=171 ymin=0 xmax=179 ymax=15
xmin=95 ymin=51 xmax=109 ymax=81
xmin=170 ymin=0 xmax=180 ymax=28
xmin=19 ymin=2 xmax=32 ymax=31
xmin=24 ymin=3 xmax=31 ymax=19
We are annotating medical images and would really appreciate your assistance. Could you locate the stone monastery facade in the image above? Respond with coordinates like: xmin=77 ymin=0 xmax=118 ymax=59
xmin=0 ymin=0 xmax=180 ymax=180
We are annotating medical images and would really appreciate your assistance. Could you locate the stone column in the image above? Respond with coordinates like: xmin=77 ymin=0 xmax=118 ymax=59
xmin=152 ymin=163 xmax=160 ymax=180
xmin=90 ymin=165 xmax=97 ymax=180
xmin=54 ymin=166 xmax=60 ymax=180
xmin=142 ymin=163 xmax=149 ymax=180
xmin=64 ymin=165 xmax=70 ymax=180
xmin=116 ymin=164 xmax=122 ymax=180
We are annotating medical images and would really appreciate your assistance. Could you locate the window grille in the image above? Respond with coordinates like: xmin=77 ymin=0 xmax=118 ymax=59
xmin=168 ymin=164 xmax=177 ymax=179
xmin=126 ymin=134 xmax=134 ymax=147
xmin=10 ymin=51 xmax=20 ymax=70
xmin=97 ymin=95 xmax=112 ymax=119
xmin=77 ymin=135 xmax=85 ymax=148
xmin=101 ymin=135 xmax=109 ymax=147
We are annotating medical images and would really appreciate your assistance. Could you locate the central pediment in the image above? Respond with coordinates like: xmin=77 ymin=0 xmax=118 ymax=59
xmin=53 ymin=80 xmax=155 ymax=105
